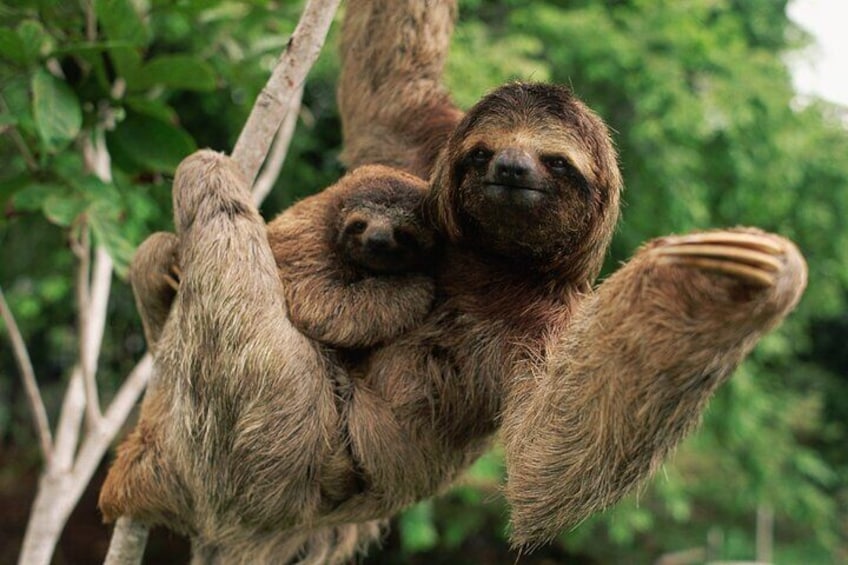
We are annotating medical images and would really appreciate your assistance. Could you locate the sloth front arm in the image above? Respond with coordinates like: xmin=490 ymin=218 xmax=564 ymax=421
xmin=500 ymin=229 xmax=807 ymax=544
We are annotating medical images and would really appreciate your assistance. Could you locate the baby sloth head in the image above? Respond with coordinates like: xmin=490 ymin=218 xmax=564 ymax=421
xmin=334 ymin=165 xmax=437 ymax=275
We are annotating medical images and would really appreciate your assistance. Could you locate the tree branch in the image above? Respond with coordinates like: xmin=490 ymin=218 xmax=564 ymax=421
xmin=103 ymin=517 xmax=149 ymax=565
xmin=252 ymin=84 xmax=304 ymax=207
xmin=102 ymin=354 xmax=154 ymax=432
xmin=0 ymin=287 xmax=53 ymax=464
xmin=74 ymin=129 xmax=116 ymax=429
xmin=84 ymin=247 xmax=114 ymax=381
xmin=73 ymin=222 xmax=103 ymax=427
xmin=52 ymin=367 xmax=85 ymax=472
xmin=231 ymin=0 xmax=340 ymax=185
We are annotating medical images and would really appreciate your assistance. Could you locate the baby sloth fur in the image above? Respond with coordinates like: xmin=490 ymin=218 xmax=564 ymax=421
xmin=267 ymin=164 xmax=437 ymax=349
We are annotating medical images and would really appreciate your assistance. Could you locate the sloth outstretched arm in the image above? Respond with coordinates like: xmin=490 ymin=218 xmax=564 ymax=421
xmin=501 ymin=230 xmax=807 ymax=544
xmin=338 ymin=0 xmax=462 ymax=178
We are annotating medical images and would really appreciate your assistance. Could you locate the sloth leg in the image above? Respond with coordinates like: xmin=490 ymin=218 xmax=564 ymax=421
xmin=503 ymin=228 xmax=807 ymax=545
xmin=100 ymin=236 xmax=192 ymax=528
xmin=129 ymin=231 xmax=180 ymax=350
xmin=166 ymin=150 xmax=337 ymax=530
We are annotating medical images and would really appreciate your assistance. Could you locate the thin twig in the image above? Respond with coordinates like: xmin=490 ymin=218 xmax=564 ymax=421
xmin=73 ymin=219 xmax=103 ymax=427
xmin=82 ymin=130 xmax=115 ymax=378
xmin=73 ymin=130 xmax=115 ymax=429
xmin=252 ymin=84 xmax=305 ymax=207
xmin=83 ymin=0 xmax=96 ymax=42
xmin=231 ymin=0 xmax=340 ymax=184
xmin=0 ymin=287 xmax=53 ymax=464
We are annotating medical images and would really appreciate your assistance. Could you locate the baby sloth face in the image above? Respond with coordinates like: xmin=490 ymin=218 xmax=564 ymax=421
xmin=338 ymin=201 xmax=435 ymax=275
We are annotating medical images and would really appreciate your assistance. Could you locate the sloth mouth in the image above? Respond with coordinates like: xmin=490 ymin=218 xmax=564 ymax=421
xmin=484 ymin=182 xmax=547 ymax=194
xmin=482 ymin=183 xmax=548 ymax=208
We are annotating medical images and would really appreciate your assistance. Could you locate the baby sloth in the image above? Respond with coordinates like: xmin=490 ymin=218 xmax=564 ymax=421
xmin=267 ymin=165 xmax=438 ymax=349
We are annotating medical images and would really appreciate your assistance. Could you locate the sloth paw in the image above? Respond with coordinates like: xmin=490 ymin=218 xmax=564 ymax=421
xmin=652 ymin=230 xmax=786 ymax=288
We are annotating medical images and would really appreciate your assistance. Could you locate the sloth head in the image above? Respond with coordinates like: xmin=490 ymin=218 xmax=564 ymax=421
xmin=427 ymin=82 xmax=622 ymax=282
xmin=334 ymin=165 xmax=437 ymax=275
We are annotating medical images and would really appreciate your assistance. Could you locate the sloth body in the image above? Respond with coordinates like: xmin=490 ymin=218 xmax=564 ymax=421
xmin=99 ymin=1 xmax=807 ymax=562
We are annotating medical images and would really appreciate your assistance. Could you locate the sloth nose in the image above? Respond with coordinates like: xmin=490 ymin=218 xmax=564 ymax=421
xmin=364 ymin=228 xmax=396 ymax=251
xmin=494 ymin=148 xmax=534 ymax=182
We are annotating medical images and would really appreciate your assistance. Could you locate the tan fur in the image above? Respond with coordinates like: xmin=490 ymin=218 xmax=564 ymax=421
xmin=267 ymin=164 xmax=436 ymax=348
xmin=100 ymin=0 xmax=808 ymax=560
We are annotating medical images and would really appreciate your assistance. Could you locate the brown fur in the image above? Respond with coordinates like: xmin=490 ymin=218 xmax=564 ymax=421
xmin=337 ymin=0 xmax=807 ymax=547
xmin=267 ymin=164 xmax=437 ymax=349
xmin=99 ymin=0 xmax=808 ymax=561
xmin=338 ymin=0 xmax=462 ymax=178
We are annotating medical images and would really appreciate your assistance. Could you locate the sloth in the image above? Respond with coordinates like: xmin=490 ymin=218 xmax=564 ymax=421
xmin=99 ymin=0 xmax=807 ymax=562
xmin=267 ymin=164 xmax=437 ymax=349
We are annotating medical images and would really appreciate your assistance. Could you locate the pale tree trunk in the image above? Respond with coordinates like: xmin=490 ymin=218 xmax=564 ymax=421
xmin=21 ymin=473 xmax=80 ymax=565
xmin=17 ymin=356 xmax=153 ymax=565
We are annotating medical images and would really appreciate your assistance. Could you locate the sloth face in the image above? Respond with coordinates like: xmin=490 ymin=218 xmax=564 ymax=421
xmin=429 ymin=82 xmax=621 ymax=276
xmin=338 ymin=205 xmax=435 ymax=275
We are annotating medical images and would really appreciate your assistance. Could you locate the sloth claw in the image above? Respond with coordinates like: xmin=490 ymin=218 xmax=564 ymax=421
xmin=654 ymin=232 xmax=785 ymax=288
xmin=165 ymin=264 xmax=182 ymax=292
xmin=668 ymin=231 xmax=784 ymax=255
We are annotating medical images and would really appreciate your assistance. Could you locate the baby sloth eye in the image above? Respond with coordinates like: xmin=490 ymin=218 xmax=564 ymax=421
xmin=394 ymin=228 xmax=418 ymax=249
xmin=469 ymin=147 xmax=493 ymax=167
xmin=345 ymin=219 xmax=368 ymax=235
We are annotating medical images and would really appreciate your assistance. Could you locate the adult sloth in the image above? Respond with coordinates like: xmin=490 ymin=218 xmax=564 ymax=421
xmin=336 ymin=0 xmax=807 ymax=546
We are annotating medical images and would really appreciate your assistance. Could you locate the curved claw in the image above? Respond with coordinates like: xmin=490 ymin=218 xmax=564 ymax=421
xmin=652 ymin=231 xmax=786 ymax=288
xmin=165 ymin=264 xmax=182 ymax=292
xmin=669 ymin=231 xmax=784 ymax=254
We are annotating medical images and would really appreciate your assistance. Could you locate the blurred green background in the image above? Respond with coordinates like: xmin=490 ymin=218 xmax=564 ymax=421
xmin=1 ymin=0 xmax=846 ymax=562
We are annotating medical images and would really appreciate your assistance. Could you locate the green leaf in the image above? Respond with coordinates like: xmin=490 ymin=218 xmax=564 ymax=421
xmin=89 ymin=201 xmax=135 ymax=277
xmin=107 ymin=46 xmax=142 ymax=82
xmin=398 ymin=501 xmax=438 ymax=553
xmin=71 ymin=172 xmax=122 ymax=206
xmin=11 ymin=183 xmax=67 ymax=212
xmin=96 ymin=0 xmax=149 ymax=46
xmin=31 ymin=69 xmax=82 ymax=152
xmin=43 ymin=193 xmax=87 ymax=226
xmin=16 ymin=20 xmax=51 ymax=63
xmin=107 ymin=111 xmax=196 ymax=173
xmin=2 ymin=76 xmax=36 ymax=138
xmin=125 ymin=96 xmax=179 ymax=123
xmin=131 ymin=54 xmax=217 ymax=92
xmin=0 ymin=29 xmax=27 ymax=65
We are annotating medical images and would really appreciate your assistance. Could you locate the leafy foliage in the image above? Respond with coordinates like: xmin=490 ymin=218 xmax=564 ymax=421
xmin=0 ymin=0 xmax=846 ymax=562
